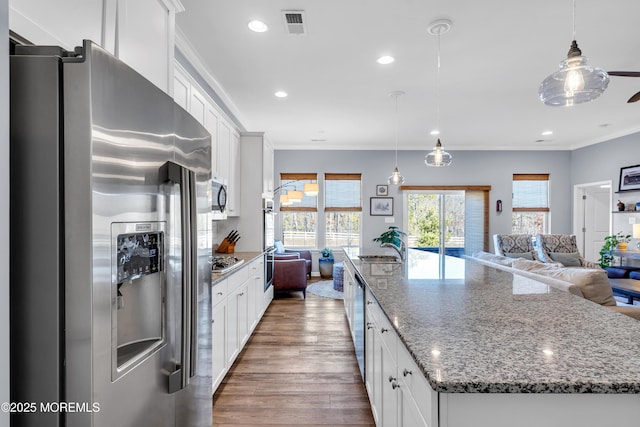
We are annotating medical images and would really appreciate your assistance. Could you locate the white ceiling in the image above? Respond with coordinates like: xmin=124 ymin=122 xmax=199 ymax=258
xmin=175 ymin=0 xmax=640 ymax=151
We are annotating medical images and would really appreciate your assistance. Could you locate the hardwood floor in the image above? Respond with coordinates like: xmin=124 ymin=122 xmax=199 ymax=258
xmin=213 ymin=285 xmax=375 ymax=426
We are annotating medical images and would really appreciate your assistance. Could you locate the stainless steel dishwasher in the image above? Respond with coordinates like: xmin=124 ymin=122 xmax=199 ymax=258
xmin=354 ymin=272 xmax=365 ymax=381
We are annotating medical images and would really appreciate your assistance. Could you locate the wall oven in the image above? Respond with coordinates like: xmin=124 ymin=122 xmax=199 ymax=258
xmin=264 ymin=198 xmax=275 ymax=291
xmin=211 ymin=176 xmax=227 ymax=220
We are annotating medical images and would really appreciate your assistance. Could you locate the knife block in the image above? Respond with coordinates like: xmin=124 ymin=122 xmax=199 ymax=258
xmin=216 ymin=238 xmax=235 ymax=253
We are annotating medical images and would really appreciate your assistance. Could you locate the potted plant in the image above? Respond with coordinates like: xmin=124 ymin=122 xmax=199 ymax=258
xmin=599 ymin=232 xmax=631 ymax=267
xmin=373 ymin=226 xmax=405 ymax=247
xmin=318 ymin=247 xmax=334 ymax=278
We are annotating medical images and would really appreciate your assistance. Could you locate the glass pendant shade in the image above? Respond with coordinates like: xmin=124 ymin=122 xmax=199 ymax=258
xmin=539 ymin=41 xmax=609 ymax=106
xmin=287 ymin=190 xmax=303 ymax=203
xmin=425 ymin=139 xmax=452 ymax=167
xmin=388 ymin=167 xmax=405 ymax=185
xmin=303 ymin=183 xmax=319 ymax=196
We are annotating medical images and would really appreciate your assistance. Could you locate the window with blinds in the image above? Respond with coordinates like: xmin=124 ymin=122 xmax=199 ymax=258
xmin=512 ymin=174 xmax=549 ymax=235
xmin=280 ymin=173 xmax=317 ymax=248
xmin=280 ymin=173 xmax=318 ymax=211
xmin=325 ymin=173 xmax=362 ymax=247
xmin=512 ymin=174 xmax=549 ymax=211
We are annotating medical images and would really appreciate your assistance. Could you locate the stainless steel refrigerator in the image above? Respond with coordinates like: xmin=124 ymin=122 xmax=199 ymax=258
xmin=10 ymin=40 xmax=212 ymax=427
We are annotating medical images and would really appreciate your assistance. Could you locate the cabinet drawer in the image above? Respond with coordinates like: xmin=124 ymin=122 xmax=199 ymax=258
xmin=212 ymin=279 xmax=228 ymax=307
xmin=227 ymin=266 xmax=249 ymax=292
xmin=377 ymin=311 xmax=397 ymax=362
xmin=397 ymin=343 xmax=436 ymax=425
xmin=365 ymin=289 xmax=379 ymax=324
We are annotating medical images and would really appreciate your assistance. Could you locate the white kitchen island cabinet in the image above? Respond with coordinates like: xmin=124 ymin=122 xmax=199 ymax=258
xmin=343 ymin=248 xmax=640 ymax=427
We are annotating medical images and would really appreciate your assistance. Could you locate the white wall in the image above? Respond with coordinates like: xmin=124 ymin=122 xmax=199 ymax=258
xmin=1 ymin=0 xmax=10 ymax=425
xmin=275 ymin=149 xmax=573 ymax=253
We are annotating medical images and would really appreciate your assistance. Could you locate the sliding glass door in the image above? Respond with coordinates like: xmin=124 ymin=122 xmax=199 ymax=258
xmin=406 ymin=191 xmax=465 ymax=256
xmin=404 ymin=191 xmax=464 ymax=279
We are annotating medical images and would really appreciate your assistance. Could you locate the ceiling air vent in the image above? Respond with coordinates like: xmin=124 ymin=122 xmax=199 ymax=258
xmin=282 ymin=10 xmax=307 ymax=35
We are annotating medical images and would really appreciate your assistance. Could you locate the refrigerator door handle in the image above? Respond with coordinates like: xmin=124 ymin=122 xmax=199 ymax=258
xmin=161 ymin=161 xmax=198 ymax=393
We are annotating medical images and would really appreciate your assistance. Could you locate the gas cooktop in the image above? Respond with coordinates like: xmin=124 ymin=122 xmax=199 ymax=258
xmin=210 ymin=256 xmax=245 ymax=274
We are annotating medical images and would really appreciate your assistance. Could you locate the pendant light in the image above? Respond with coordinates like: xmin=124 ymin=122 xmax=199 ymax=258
xmin=425 ymin=19 xmax=452 ymax=167
xmin=387 ymin=91 xmax=406 ymax=185
xmin=538 ymin=0 xmax=609 ymax=106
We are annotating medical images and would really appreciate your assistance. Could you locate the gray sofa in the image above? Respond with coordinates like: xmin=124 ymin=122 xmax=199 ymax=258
xmin=472 ymin=251 xmax=640 ymax=320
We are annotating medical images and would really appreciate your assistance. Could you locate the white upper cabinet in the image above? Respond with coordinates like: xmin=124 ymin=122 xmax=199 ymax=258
xmin=173 ymin=70 xmax=190 ymax=111
xmin=9 ymin=0 xmax=182 ymax=94
xmin=205 ymin=107 xmax=219 ymax=177
xmin=263 ymin=139 xmax=274 ymax=195
xmin=188 ymin=85 xmax=206 ymax=126
xmin=217 ymin=121 xmax=231 ymax=182
xmin=9 ymin=0 xmax=103 ymax=49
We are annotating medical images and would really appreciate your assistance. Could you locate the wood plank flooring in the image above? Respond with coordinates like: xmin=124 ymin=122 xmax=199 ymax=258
xmin=213 ymin=286 xmax=375 ymax=426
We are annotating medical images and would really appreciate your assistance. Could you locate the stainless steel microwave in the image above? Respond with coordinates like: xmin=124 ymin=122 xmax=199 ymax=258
xmin=211 ymin=176 xmax=227 ymax=220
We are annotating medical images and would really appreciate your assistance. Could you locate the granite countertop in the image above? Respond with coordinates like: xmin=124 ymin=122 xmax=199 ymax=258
xmin=346 ymin=248 xmax=640 ymax=394
xmin=210 ymin=251 xmax=264 ymax=285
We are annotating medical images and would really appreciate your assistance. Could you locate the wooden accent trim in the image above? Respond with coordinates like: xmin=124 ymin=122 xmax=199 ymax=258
xmin=280 ymin=173 xmax=317 ymax=180
xmin=513 ymin=207 xmax=550 ymax=212
xmin=483 ymin=191 xmax=490 ymax=252
xmin=512 ymin=174 xmax=549 ymax=181
xmin=399 ymin=185 xmax=492 ymax=192
xmin=280 ymin=206 xmax=318 ymax=212
xmin=324 ymin=207 xmax=362 ymax=212
xmin=325 ymin=173 xmax=362 ymax=180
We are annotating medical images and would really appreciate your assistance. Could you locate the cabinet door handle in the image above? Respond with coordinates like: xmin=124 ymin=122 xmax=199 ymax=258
xmin=403 ymin=368 xmax=412 ymax=377
xmin=392 ymin=381 xmax=400 ymax=390
xmin=239 ymin=292 xmax=245 ymax=296
xmin=381 ymin=328 xmax=388 ymax=333
xmin=366 ymin=301 xmax=374 ymax=305
xmin=217 ymin=292 xmax=224 ymax=296
xmin=366 ymin=322 xmax=374 ymax=330
xmin=388 ymin=375 xmax=397 ymax=383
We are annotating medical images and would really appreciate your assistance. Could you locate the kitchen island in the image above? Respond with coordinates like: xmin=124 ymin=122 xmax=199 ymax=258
xmin=344 ymin=248 xmax=640 ymax=427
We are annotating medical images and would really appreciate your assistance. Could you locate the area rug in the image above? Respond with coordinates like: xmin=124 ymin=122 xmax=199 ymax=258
xmin=307 ymin=280 xmax=343 ymax=300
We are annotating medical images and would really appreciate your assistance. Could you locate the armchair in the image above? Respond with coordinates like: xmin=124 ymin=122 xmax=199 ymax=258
xmin=273 ymin=257 xmax=308 ymax=298
xmin=283 ymin=249 xmax=312 ymax=277
xmin=493 ymin=234 xmax=535 ymax=259
xmin=535 ymin=234 xmax=600 ymax=269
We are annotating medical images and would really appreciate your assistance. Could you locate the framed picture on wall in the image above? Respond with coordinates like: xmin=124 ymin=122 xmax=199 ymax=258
xmin=376 ymin=184 xmax=388 ymax=196
xmin=619 ymin=164 xmax=640 ymax=192
xmin=370 ymin=197 xmax=393 ymax=216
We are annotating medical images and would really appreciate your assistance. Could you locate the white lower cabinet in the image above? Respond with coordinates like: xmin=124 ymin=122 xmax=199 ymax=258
xmin=211 ymin=257 xmax=270 ymax=392
xmin=212 ymin=299 xmax=227 ymax=391
xmin=357 ymin=269 xmax=436 ymax=427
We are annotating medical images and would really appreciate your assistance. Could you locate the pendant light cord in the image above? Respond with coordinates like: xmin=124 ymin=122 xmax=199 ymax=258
xmin=572 ymin=0 xmax=576 ymax=40
xmin=436 ymin=30 xmax=441 ymax=134
xmin=394 ymin=94 xmax=399 ymax=167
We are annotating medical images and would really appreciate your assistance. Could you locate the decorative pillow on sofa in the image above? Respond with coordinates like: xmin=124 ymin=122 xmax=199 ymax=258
xmin=274 ymin=240 xmax=285 ymax=254
xmin=504 ymin=252 xmax=534 ymax=260
xmin=549 ymin=252 xmax=582 ymax=267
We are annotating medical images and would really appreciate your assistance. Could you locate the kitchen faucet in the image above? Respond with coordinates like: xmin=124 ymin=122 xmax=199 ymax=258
xmin=381 ymin=237 xmax=406 ymax=261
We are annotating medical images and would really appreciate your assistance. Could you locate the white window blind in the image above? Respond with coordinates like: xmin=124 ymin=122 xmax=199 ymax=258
xmin=512 ymin=174 xmax=549 ymax=211
xmin=324 ymin=173 xmax=362 ymax=211
xmin=280 ymin=173 xmax=317 ymax=211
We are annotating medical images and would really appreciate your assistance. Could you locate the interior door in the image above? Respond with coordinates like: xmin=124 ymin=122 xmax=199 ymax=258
xmin=579 ymin=185 xmax=611 ymax=263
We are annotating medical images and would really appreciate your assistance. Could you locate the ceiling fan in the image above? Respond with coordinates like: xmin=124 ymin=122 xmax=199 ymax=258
xmin=608 ymin=71 xmax=640 ymax=103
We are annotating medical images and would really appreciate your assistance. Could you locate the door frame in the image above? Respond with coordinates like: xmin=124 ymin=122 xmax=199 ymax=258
xmin=573 ymin=180 xmax=612 ymax=258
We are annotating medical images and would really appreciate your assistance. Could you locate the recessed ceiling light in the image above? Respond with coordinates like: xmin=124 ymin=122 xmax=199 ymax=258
xmin=248 ymin=20 xmax=268 ymax=32
xmin=541 ymin=130 xmax=553 ymax=136
xmin=377 ymin=55 xmax=395 ymax=65
xmin=274 ymin=91 xmax=288 ymax=98
xmin=430 ymin=129 xmax=440 ymax=136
